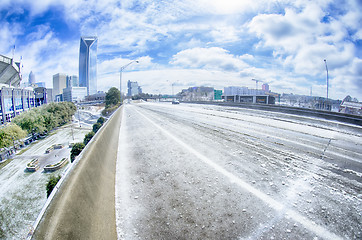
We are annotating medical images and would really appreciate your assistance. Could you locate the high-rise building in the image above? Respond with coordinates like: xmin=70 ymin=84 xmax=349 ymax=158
xmin=79 ymin=36 xmax=97 ymax=96
xmin=53 ymin=73 xmax=67 ymax=99
xmin=127 ymin=80 xmax=141 ymax=96
xmin=63 ymin=87 xmax=87 ymax=102
xmin=262 ymin=83 xmax=269 ymax=93
xmin=66 ymin=75 xmax=79 ymax=88
xmin=29 ymin=71 xmax=35 ymax=85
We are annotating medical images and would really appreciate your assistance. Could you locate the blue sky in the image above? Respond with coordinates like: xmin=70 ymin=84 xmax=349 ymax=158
xmin=1 ymin=0 xmax=361 ymax=100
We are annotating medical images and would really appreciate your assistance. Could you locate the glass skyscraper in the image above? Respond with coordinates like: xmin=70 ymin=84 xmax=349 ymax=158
xmin=79 ymin=36 xmax=97 ymax=96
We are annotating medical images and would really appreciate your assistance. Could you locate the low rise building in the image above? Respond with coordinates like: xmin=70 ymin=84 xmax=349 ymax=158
xmin=1 ymin=85 xmax=36 ymax=123
xmin=339 ymin=101 xmax=362 ymax=115
xmin=127 ymin=80 xmax=141 ymax=96
xmin=85 ymin=92 xmax=106 ymax=102
xmin=223 ymin=86 xmax=276 ymax=104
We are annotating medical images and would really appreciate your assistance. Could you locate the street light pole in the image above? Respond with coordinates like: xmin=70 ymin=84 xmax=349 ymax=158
xmin=324 ymin=59 xmax=329 ymax=111
xmin=120 ymin=60 xmax=139 ymax=103
xmin=324 ymin=59 xmax=329 ymax=100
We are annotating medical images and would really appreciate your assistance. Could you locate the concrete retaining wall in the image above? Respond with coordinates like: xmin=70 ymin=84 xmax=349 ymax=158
xmin=32 ymin=106 xmax=123 ymax=239
xmin=186 ymin=101 xmax=362 ymax=126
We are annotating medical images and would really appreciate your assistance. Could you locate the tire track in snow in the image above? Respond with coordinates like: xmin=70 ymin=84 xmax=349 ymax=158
xmin=132 ymin=105 xmax=343 ymax=240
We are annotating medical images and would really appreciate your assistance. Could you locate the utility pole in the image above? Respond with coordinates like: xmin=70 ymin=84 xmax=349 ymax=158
xmin=77 ymin=106 xmax=81 ymax=127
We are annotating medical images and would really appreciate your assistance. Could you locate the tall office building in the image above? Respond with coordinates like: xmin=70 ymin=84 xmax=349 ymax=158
xmin=127 ymin=80 xmax=141 ymax=96
xmin=66 ymin=75 xmax=79 ymax=88
xmin=29 ymin=71 xmax=35 ymax=85
xmin=79 ymin=36 xmax=97 ymax=96
xmin=262 ymin=83 xmax=269 ymax=93
xmin=53 ymin=73 xmax=67 ymax=98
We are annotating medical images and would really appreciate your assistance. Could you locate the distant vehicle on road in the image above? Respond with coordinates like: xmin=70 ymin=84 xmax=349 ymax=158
xmin=172 ymin=100 xmax=180 ymax=104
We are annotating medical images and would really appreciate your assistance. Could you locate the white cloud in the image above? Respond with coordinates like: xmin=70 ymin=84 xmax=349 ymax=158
xmin=248 ymin=5 xmax=326 ymax=54
xmin=97 ymin=55 xmax=160 ymax=93
xmin=170 ymin=47 xmax=249 ymax=71
xmin=246 ymin=1 xmax=362 ymax=100
xmin=0 ymin=23 xmax=21 ymax=53
xmin=15 ymin=32 xmax=79 ymax=88
xmin=112 ymin=68 xmax=244 ymax=95
xmin=210 ymin=25 xmax=242 ymax=44
xmin=1 ymin=0 xmax=361 ymax=100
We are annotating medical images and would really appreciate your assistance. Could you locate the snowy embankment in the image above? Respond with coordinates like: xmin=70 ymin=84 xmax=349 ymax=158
xmin=0 ymin=106 xmax=102 ymax=239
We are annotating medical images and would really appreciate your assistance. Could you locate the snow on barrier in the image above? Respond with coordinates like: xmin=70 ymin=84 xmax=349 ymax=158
xmin=27 ymin=106 xmax=123 ymax=240
xmin=26 ymin=158 xmax=40 ymax=172
xmin=187 ymin=101 xmax=362 ymax=126
xmin=43 ymin=157 xmax=68 ymax=172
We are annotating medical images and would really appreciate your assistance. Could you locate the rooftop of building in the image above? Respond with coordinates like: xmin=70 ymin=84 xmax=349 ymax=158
xmin=0 ymin=55 xmax=21 ymax=87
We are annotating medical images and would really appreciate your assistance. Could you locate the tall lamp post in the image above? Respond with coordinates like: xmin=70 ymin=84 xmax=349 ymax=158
xmin=120 ymin=60 xmax=139 ymax=103
xmin=324 ymin=59 xmax=329 ymax=107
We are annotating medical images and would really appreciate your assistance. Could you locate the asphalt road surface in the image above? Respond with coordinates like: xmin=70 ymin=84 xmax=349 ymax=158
xmin=116 ymin=102 xmax=361 ymax=240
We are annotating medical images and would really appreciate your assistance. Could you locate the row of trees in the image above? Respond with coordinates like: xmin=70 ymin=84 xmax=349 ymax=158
xmin=131 ymin=92 xmax=160 ymax=100
xmin=0 ymin=102 xmax=76 ymax=149
xmin=13 ymin=102 xmax=76 ymax=135
xmin=102 ymin=87 xmax=121 ymax=116
xmin=70 ymin=116 xmax=106 ymax=162
xmin=46 ymin=175 xmax=61 ymax=198
xmin=0 ymin=124 xmax=26 ymax=148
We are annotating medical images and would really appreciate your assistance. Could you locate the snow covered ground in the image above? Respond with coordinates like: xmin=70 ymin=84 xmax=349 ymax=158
xmin=116 ymin=102 xmax=361 ymax=240
xmin=0 ymin=106 xmax=101 ymax=239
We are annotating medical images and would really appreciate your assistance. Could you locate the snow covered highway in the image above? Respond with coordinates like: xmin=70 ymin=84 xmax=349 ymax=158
xmin=116 ymin=102 xmax=361 ymax=240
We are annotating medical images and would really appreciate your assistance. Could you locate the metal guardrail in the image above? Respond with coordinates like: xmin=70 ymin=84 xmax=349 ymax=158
xmin=185 ymin=101 xmax=362 ymax=126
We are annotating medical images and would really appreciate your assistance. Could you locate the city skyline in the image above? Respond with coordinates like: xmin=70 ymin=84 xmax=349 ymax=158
xmin=0 ymin=1 xmax=361 ymax=100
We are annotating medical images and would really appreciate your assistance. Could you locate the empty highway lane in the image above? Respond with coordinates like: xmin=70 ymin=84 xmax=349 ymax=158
xmin=115 ymin=102 xmax=362 ymax=240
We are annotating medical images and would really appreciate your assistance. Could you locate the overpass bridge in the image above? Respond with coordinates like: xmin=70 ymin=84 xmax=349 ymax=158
xmin=30 ymin=102 xmax=362 ymax=239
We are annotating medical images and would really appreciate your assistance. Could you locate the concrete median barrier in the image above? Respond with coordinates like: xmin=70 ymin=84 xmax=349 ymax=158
xmin=32 ymin=106 xmax=123 ymax=240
